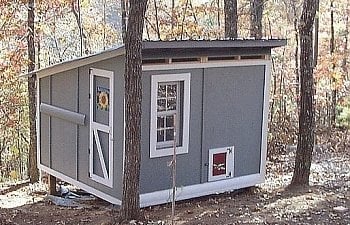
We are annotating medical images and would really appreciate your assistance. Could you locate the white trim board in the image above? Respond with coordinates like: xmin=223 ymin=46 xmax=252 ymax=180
xmin=38 ymin=164 xmax=122 ymax=205
xmin=35 ymin=48 xmax=125 ymax=79
xmin=40 ymin=161 xmax=261 ymax=208
xmin=140 ymin=173 xmax=264 ymax=207
xmin=36 ymin=76 xmax=41 ymax=172
xmin=142 ymin=59 xmax=270 ymax=71
xmin=260 ymin=62 xmax=271 ymax=177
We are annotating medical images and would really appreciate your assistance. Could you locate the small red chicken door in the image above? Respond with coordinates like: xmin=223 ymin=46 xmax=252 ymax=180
xmin=208 ymin=146 xmax=234 ymax=182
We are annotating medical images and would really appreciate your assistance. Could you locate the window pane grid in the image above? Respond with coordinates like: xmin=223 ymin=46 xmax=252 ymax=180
xmin=156 ymin=82 xmax=179 ymax=146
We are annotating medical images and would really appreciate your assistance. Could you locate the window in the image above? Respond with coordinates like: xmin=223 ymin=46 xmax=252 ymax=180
xmin=150 ymin=73 xmax=190 ymax=158
xmin=156 ymin=82 xmax=180 ymax=148
xmin=208 ymin=146 xmax=234 ymax=182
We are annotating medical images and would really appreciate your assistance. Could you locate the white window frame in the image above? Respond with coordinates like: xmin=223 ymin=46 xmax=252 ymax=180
xmin=208 ymin=146 xmax=234 ymax=182
xmin=150 ymin=73 xmax=191 ymax=158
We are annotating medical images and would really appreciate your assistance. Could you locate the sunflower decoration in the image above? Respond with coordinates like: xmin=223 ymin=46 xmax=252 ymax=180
xmin=97 ymin=86 xmax=110 ymax=111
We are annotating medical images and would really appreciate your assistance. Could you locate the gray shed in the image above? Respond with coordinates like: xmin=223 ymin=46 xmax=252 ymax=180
xmin=35 ymin=40 xmax=286 ymax=207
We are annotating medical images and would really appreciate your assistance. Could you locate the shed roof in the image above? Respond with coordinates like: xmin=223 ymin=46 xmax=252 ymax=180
xmin=26 ymin=39 xmax=286 ymax=78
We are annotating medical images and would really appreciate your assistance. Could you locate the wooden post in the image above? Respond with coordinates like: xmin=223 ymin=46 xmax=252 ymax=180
xmin=48 ymin=175 xmax=57 ymax=195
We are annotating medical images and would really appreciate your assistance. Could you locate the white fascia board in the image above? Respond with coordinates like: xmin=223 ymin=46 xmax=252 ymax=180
xmin=142 ymin=59 xmax=270 ymax=71
xmin=36 ymin=48 xmax=125 ymax=79
xmin=140 ymin=173 xmax=264 ymax=207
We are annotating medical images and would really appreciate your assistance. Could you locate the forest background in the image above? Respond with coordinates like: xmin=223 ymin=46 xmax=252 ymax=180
xmin=0 ymin=0 xmax=349 ymax=182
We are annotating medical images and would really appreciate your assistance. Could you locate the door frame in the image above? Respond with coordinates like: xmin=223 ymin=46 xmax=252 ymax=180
xmin=89 ymin=68 xmax=114 ymax=187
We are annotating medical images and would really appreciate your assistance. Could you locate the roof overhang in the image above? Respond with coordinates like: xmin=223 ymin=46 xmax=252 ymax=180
xmin=21 ymin=46 xmax=125 ymax=78
xmin=21 ymin=39 xmax=286 ymax=79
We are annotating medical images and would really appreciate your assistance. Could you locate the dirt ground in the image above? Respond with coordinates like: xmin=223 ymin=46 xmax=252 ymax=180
xmin=0 ymin=144 xmax=349 ymax=225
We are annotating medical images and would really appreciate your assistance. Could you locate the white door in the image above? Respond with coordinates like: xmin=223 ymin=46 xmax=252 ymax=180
xmin=89 ymin=68 xmax=114 ymax=187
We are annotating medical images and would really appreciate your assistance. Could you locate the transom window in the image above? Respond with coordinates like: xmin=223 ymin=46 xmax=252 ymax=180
xmin=150 ymin=73 xmax=191 ymax=158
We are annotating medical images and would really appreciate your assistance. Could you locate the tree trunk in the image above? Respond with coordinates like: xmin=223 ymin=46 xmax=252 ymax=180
xmin=27 ymin=0 xmax=39 ymax=184
xmin=250 ymin=0 xmax=264 ymax=38
xmin=171 ymin=0 xmax=175 ymax=34
xmin=121 ymin=0 xmax=127 ymax=43
xmin=71 ymin=0 xmax=86 ymax=56
xmin=291 ymin=0 xmax=317 ymax=187
xmin=330 ymin=0 xmax=336 ymax=127
xmin=120 ymin=0 xmax=147 ymax=221
xmin=342 ymin=4 xmax=349 ymax=79
xmin=313 ymin=0 xmax=319 ymax=68
xmin=291 ymin=0 xmax=300 ymax=106
xmin=224 ymin=0 xmax=238 ymax=38
xmin=217 ymin=0 xmax=220 ymax=29
xmin=180 ymin=0 xmax=189 ymax=40
xmin=153 ymin=0 xmax=161 ymax=40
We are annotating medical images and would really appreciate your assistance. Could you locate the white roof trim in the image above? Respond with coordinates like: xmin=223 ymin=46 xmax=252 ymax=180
xmin=21 ymin=46 xmax=125 ymax=79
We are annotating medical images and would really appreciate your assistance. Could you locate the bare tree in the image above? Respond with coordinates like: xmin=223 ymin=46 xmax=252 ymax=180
xmin=224 ymin=0 xmax=238 ymax=38
xmin=121 ymin=0 xmax=128 ymax=42
xmin=291 ymin=0 xmax=317 ymax=186
xmin=330 ymin=0 xmax=336 ymax=126
xmin=313 ymin=0 xmax=319 ymax=68
xmin=342 ymin=2 xmax=349 ymax=80
xmin=120 ymin=0 xmax=148 ymax=221
xmin=27 ymin=0 xmax=39 ymax=183
xmin=71 ymin=0 xmax=86 ymax=56
xmin=250 ymin=0 xmax=264 ymax=38
xmin=292 ymin=0 xmax=300 ymax=101
xmin=153 ymin=0 xmax=161 ymax=40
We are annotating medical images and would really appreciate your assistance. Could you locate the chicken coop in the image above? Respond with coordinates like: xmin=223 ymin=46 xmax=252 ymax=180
xmin=33 ymin=40 xmax=286 ymax=207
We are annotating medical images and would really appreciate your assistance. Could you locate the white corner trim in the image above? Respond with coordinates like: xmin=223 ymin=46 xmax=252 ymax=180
xmin=260 ymin=62 xmax=271 ymax=177
xmin=149 ymin=73 xmax=191 ymax=158
xmin=38 ymin=164 xmax=122 ymax=205
xmin=36 ymin=76 xmax=41 ymax=170
xmin=142 ymin=59 xmax=270 ymax=71
xmin=140 ymin=173 xmax=264 ymax=207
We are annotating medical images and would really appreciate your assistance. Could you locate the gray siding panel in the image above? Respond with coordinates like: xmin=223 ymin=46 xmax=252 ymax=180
xmin=77 ymin=56 xmax=125 ymax=200
xmin=51 ymin=70 xmax=78 ymax=111
xmin=51 ymin=117 xmax=77 ymax=178
xmin=39 ymin=76 xmax=51 ymax=167
xmin=140 ymin=68 xmax=203 ymax=194
xmin=49 ymin=69 xmax=78 ymax=178
xmin=202 ymin=66 xmax=265 ymax=179
xmin=76 ymin=65 xmax=90 ymax=185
